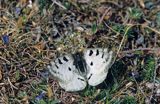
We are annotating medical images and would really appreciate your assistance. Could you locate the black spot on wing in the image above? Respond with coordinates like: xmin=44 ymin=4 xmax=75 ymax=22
xmin=55 ymin=64 xmax=59 ymax=69
xmin=96 ymin=49 xmax=99 ymax=56
xmin=101 ymin=53 xmax=104 ymax=58
xmin=58 ymin=59 xmax=63 ymax=64
xmin=68 ymin=67 xmax=71 ymax=71
xmin=89 ymin=50 xmax=93 ymax=56
xmin=88 ymin=74 xmax=93 ymax=80
xmin=63 ymin=56 xmax=68 ymax=62
xmin=78 ymin=78 xmax=85 ymax=81
xmin=90 ymin=62 xmax=93 ymax=66
xmin=52 ymin=70 xmax=57 ymax=74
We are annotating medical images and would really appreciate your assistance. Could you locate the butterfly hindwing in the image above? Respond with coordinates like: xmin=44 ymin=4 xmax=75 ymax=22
xmin=48 ymin=55 xmax=86 ymax=91
xmin=84 ymin=48 xmax=113 ymax=86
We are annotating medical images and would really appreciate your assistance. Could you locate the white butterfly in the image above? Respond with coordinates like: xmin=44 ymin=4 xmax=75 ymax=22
xmin=47 ymin=48 xmax=113 ymax=91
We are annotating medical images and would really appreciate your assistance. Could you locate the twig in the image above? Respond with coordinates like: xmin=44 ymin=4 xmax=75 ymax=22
xmin=104 ymin=22 xmax=120 ymax=35
xmin=125 ymin=23 xmax=160 ymax=35
xmin=98 ymin=7 xmax=111 ymax=25
xmin=113 ymin=25 xmax=133 ymax=63
xmin=52 ymin=0 xmax=67 ymax=10
xmin=121 ymin=48 xmax=160 ymax=54
xmin=0 ymin=56 xmax=10 ymax=64
xmin=7 ymin=77 xmax=18 ymax=90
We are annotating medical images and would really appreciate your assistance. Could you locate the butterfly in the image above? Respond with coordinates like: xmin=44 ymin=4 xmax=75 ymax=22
xmin=47 ymin=48 xmax=113 ymax=91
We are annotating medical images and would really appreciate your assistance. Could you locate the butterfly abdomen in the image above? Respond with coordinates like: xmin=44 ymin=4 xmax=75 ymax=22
xmin=72 ymin=53 xmax=87 ymax=76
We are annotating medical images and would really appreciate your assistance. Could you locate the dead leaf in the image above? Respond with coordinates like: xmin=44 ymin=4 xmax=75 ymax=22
xmin=138 ymin=0 xmax=145 ymax=8
xmin=20 ymin=0 xmax=28 ymax=5
xmin=2 ymin=16 xmax=9 ymax=21
xmin=32 ymin=21 xmax=36 ymax=26
xmin=17 ymin=17 xmax=23 ymax=28
xmin=0 ymin=65 xmax=2 ymax=80
xmin=22 ymin=95 xmax=29 ymax=104
xmin=32 ymin=41 xmax=45 ymax=52
xmin=47 ymin=85 xmax=53 ymax=99
xmin=96 ymin=6 xmax=107 ymax=14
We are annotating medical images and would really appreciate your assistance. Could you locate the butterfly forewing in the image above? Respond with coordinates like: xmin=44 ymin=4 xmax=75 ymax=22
xmin=48 ymin=48 xmax=114 ymax=91
xmin=48 ymin=55 xmax=87 ymax=91
xmin=84 ymin=48 xmax=113 ymax=86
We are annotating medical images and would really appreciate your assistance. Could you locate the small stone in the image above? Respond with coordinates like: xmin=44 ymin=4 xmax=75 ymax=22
xmin=157 ymin=89 xmax=160 ymax=94
xmin=145 ymin=1 xmax=154 ymax=9
xmin=136 ymin=35 xmax=144 ymax=45
xmin=76 ymin=26 xmax=84 ymax=32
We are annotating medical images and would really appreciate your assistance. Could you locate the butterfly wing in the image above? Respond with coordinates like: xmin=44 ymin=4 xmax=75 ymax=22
xmin=48 ymin=55 xmax=86 ymax=91
xmin=84 ymin=48 xmax=113 ymax=86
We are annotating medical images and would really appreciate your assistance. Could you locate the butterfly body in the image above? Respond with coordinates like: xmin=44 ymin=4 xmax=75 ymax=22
xmin=48 ymin=48 xmax=113 ymax=91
